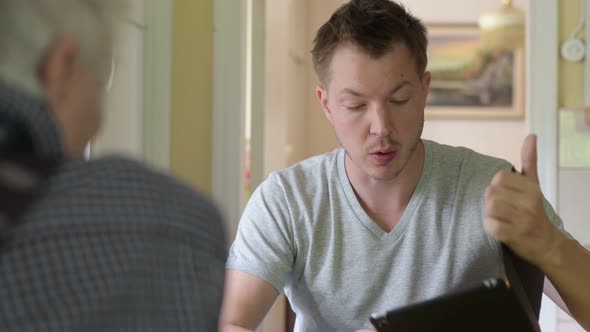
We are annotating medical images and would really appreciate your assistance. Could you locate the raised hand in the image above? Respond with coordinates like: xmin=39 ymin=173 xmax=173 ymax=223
xmin=484 ymin=134 xmax=562 ymax=269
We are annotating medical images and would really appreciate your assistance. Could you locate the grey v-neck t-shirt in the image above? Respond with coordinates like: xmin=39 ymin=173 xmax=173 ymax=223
xmin=226 ymin=140 xmax=565 ymax=332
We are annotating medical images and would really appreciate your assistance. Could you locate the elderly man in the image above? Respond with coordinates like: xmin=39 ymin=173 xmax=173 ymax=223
xmin=0 ymin=1 xmax=226 ymax=331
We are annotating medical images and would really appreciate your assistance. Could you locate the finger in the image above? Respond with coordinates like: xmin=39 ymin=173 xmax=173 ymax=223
xmin=521 ymin=134 xmax=539 ymax=183
xmin=485 ymin=194 xmax=521 ymax=222
xmin=487 ymin=182 xmax=543 ymax=223
xmin=484 ymin=217 xmax=514 ymax=242
xmin=486 ymin=184 xmax=524 ymax=207
xmin=490 ymin=170 xmax=531 ymax=193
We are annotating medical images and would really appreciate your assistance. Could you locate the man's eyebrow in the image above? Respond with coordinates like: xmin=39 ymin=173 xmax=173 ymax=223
xmin=340 ymin=88 xmax=364 ymax=97
xmin=388 ymin=81 xmax=412 ymax=95
xmin=340 ymin=81 xmax=413 ymax=98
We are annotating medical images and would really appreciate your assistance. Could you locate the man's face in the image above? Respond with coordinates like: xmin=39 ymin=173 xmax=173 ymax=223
xmin=317 ymin=42 xmax=430 ymax=182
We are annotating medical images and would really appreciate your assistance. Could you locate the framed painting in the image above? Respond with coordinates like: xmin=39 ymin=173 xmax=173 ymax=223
xmin=425 ymin=23 xmax=525 ymax=120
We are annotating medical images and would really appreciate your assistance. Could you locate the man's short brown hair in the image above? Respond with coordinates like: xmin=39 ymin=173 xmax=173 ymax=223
xmin=312 ymin=0 xmax=428 ymax=85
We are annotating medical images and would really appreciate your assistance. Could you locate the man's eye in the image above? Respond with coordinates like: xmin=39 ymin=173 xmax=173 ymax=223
xmin=345 ymin=104 xmax=365 ymax=110
xmin=389 ymin=99 xmax=409 ymax=105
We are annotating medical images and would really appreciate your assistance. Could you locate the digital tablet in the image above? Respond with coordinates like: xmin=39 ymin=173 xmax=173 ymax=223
xmin=369 ymin=278 xmax=541 ymax=332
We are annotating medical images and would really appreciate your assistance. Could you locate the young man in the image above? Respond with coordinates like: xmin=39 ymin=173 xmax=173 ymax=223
xmin=221 ymin=0 xmax=590 ymax=331
xmin=0 ymin=1 xmax=226 ymax=331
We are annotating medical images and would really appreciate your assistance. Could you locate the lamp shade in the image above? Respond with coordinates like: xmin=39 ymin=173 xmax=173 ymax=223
xmin=478 ymin=0 xmax=525 ymax=51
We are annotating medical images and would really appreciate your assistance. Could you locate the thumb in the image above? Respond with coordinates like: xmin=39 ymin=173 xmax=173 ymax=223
xmin=521 ymin=134 xmax=539 ymax=183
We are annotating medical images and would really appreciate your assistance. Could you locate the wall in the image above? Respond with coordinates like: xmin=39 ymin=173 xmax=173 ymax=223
xmin=142 ymin=0 xmax=172 ymax=171
xmin=95 ymin=0 xmax=215 ymax=193
xmin=304 ymin=0 xmax=340 ymax=158
xmin=170 ymin=0 xmax=214 ymax=192
xmin=303 ymin=0 xmax=528 ymax=169
xmin=558 ymin=0 xmax=585 ymax=108
xmin=556 ymin=1 xmax=589 ymax=330
xmin=92 ymin=0 xmax=144 ymax=158
xmin=559 ymin=1 xmax=590 ymax=249
xmin=558 ymin=0 xmax=590 ymax=247
xmin=264 ymin=0 xmax=309 ymax=174
xmin=418 ymin=0 xmax=528 ymax=169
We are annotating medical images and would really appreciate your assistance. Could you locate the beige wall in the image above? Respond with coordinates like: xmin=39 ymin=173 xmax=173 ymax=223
xmin=170 ymin=0 xmax=214 ymax=192
xmin=557 ymin=0 xmax=589 ymax=243
xmin=557 ymin=2 xmax=589 ymax=330
xmin=264 ymin=0 xmax=310 ymax=173
xmin=557 ymin=0 xmax=590 ymax=243
xmin=95 ymin=0 xmax=214 ymax=192
xmin=558 ymin=0 xmax=585 ymax=108
xmin=304 ymin=0 xmax=342 ymax=158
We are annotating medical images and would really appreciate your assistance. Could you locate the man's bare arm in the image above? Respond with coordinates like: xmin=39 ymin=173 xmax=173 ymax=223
xmin=543 ymin=244 xmax=590 ymax=316
xmin=485 ymin=135 xmax=590 ymax=330
xmin=219 ymin=270 xmax=279 ymax=332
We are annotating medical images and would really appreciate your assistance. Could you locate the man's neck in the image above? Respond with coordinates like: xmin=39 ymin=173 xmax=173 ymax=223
xmin=346 ymin=141 xmax=425 ymax=232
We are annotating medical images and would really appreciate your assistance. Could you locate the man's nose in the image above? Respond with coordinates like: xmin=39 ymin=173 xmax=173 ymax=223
xmin=369 ymin=105 xmax=392 ymax=137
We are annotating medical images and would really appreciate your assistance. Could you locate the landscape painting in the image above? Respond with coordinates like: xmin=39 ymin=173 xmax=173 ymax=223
xmin=425 ymin=24 xmax=524 ymax=120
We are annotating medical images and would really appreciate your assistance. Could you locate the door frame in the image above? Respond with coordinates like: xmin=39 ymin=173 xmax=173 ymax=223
xmin=212 ymin=0 xmax=266 ymax=241
xmin=527 ymin=1 xmax=559 ymax=331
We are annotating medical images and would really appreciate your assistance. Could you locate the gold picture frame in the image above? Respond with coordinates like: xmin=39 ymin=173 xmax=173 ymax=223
xmin=425 ymin=23 xmax=525 ymax=120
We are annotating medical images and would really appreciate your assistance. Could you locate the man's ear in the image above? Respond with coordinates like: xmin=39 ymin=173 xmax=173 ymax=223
xmin=37 ymin=38 xmax=80 ymax=107
xmin=316 ymin=85 xmax=334 ymax=124
xmin=421 ymin=71 xmax=431 ymax=98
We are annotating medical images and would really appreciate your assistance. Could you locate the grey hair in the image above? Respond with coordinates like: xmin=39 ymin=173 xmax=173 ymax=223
xmin=0 ymin=0 xmax=129 ymax=96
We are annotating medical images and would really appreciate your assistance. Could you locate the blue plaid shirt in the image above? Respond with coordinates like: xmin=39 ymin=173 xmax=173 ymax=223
xmin=0 ymin=81 xmax=226 ymax=331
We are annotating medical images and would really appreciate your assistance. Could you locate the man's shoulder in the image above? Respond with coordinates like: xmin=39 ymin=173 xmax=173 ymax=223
xmin=425 ymin=139 xmax=511 ymax=174
xmin=250 ymin=149 xmax=341 ymax=208
xmin=62 ymin=156 xmax=196 ymax=195
xmin=423 ymin=139 xmax=512 ymax=202
xmin=41 ymin=155 xmax=223 ymax=231
xmin=270 ymin=148 xmax=340 ymax=182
